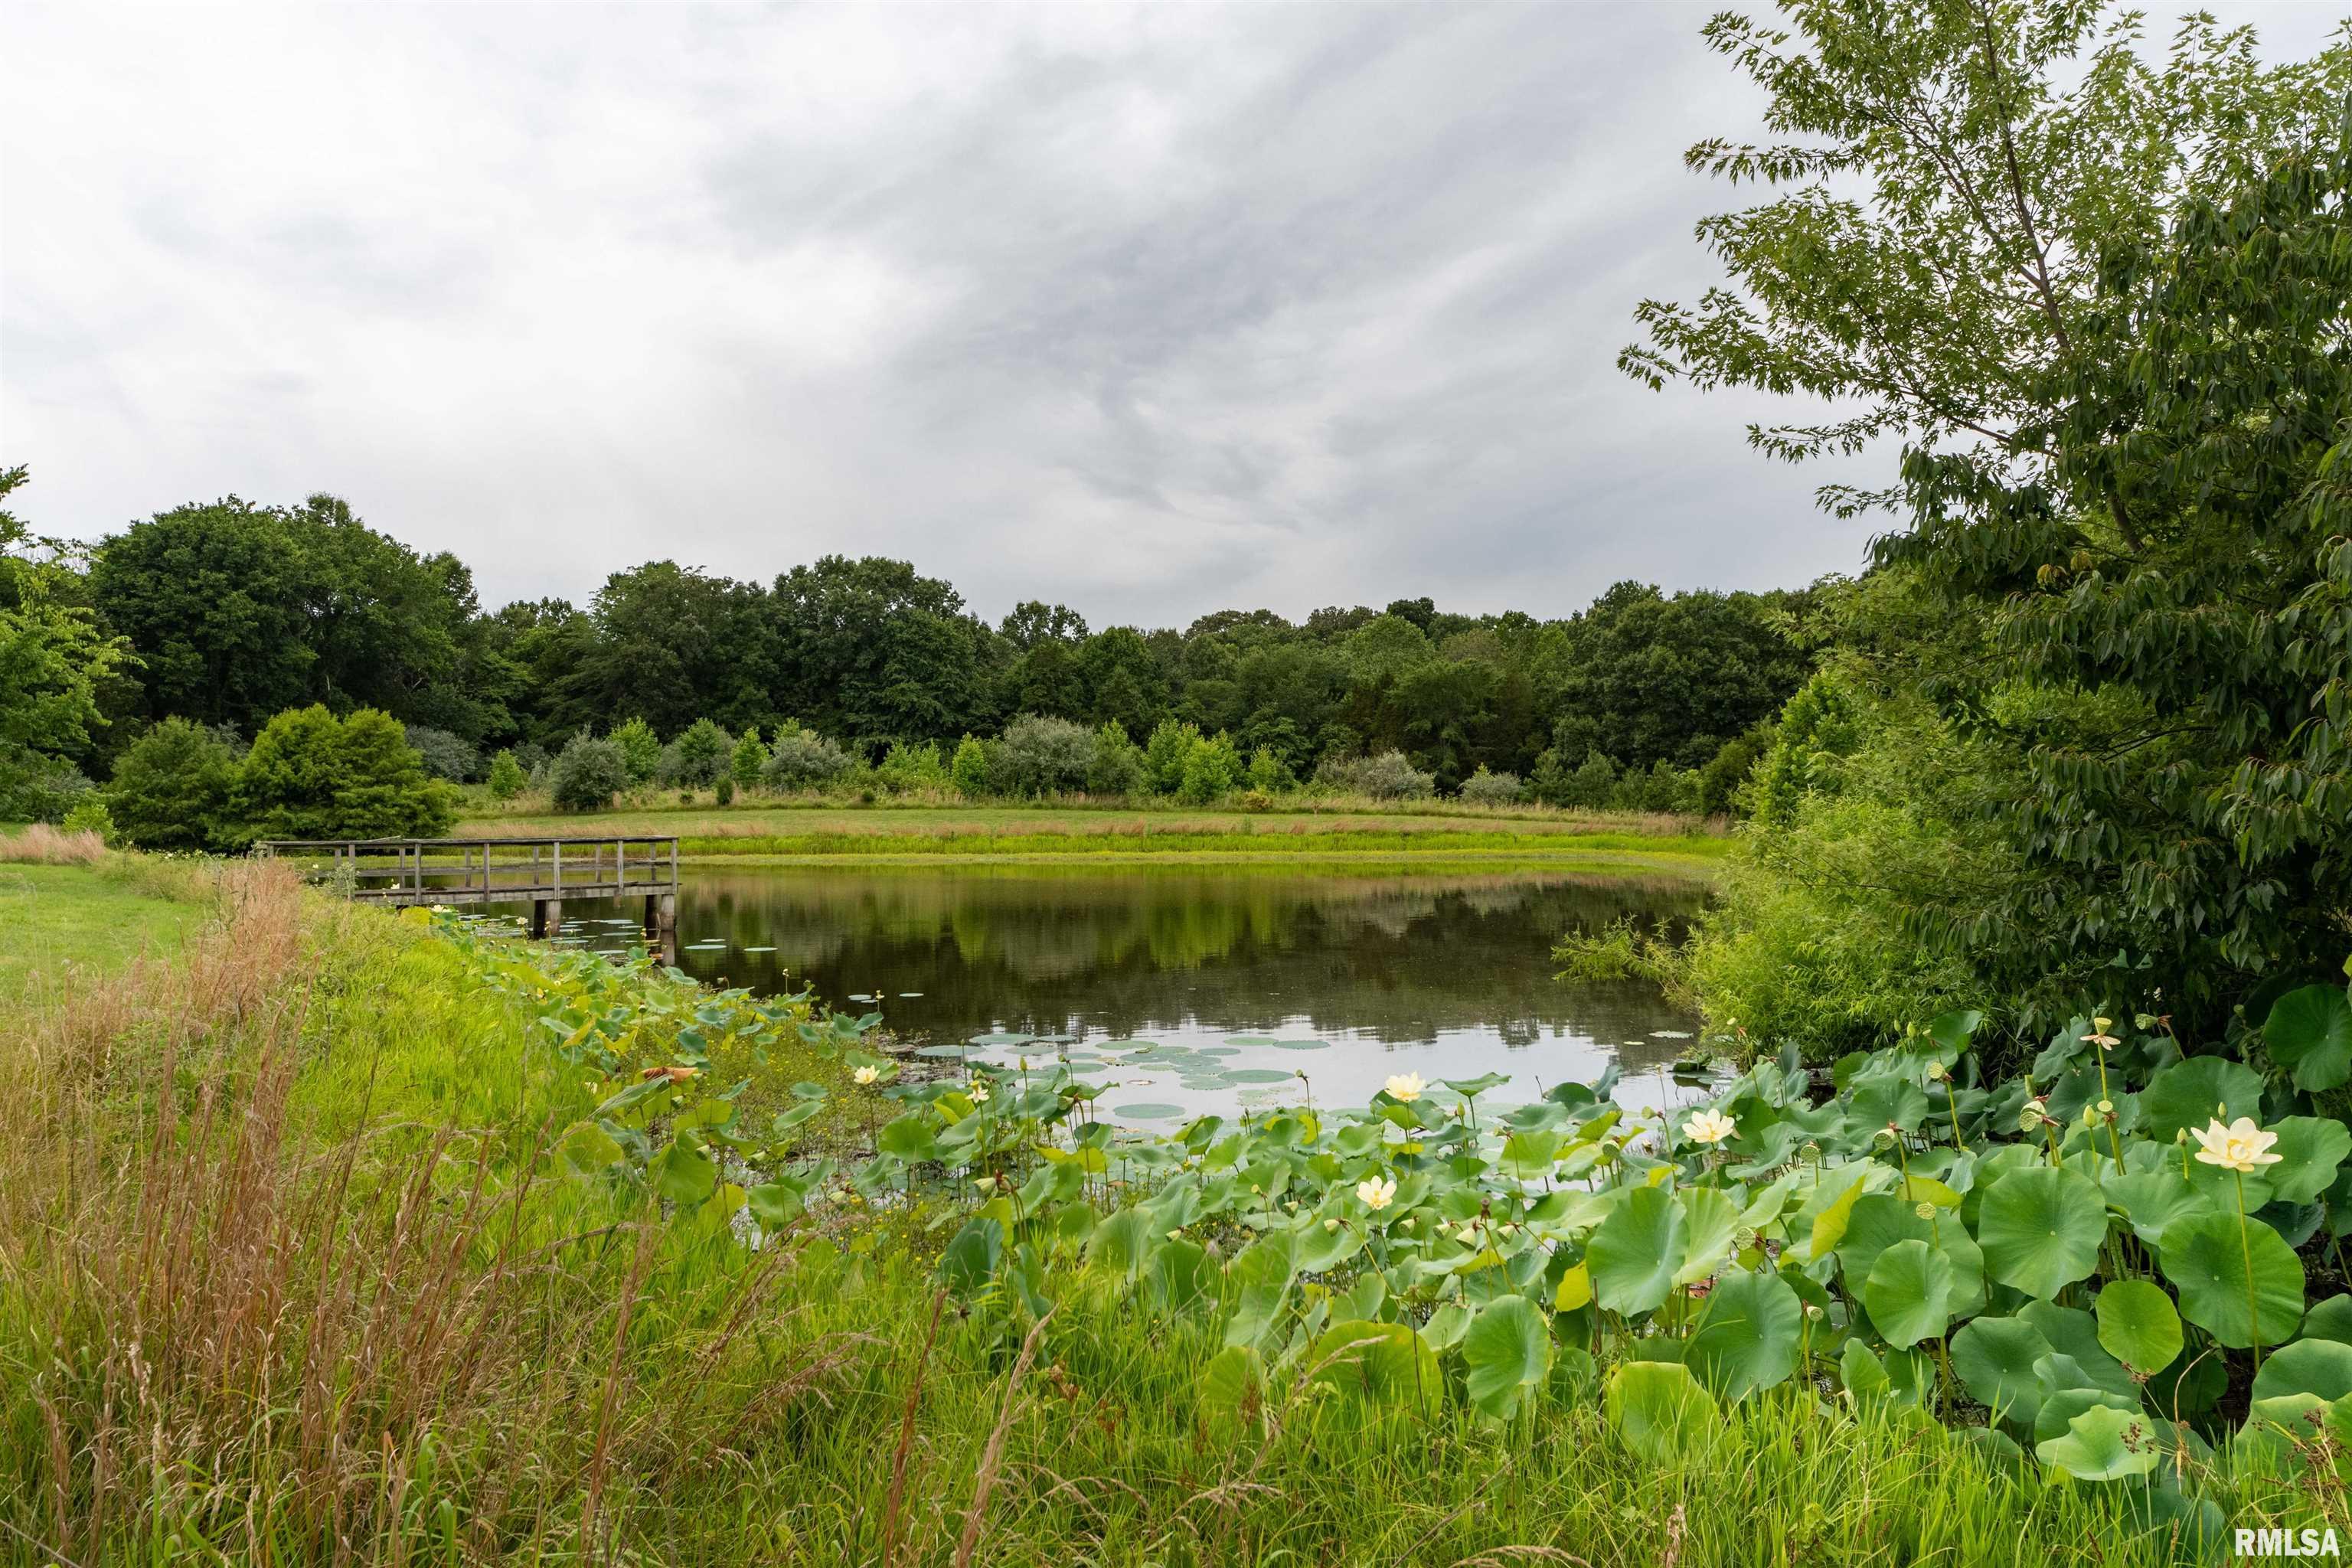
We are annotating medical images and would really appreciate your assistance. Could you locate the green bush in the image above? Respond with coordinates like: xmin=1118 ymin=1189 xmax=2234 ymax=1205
xmin=548 ymin=730 xmax=629 ymax=812
xmin=875 ymin=739 xmax=948 ymax=795
xmin=998 ymin=714 xmax=1093 ymax=798
xmin=949 ymin=734 xmax=989 ymax=799
xmin=608 ymin=717 xmax=662 ymax=786
xmin=0 ymin=754 xmax=93 ymax=824
xmin=60 ymin=797 xmax=116 ymax=844
xmin=1245 ymin=744 xmax=1293 ymax=794
xmin=662 ymin=718 xmax=733 ymax=788
xmin=1315 ymin=750 xmax=1433 ymax=801
xmin=1459 ymin=766 xmax=1522 ymax=805
xmin=402 ymin=724 xmax=481 ymax=783
xmin=714 ymin=776 xmax=734 ymax=806
xmin=1178 ymin=732 xmax=1243 ymax=805
xmin=104 ymin=717 xmax=239 ymax=850
xmin=729 ymin=727 xmax=769 ymax=791
xmin=1142 ymin=719 xmax=1199 ymax=795
xmin=230 ymin=705 xmax=455 ymax=842
xmin=1086 ymin=720 xmax=1148 ymax=796
xmin=762 ymin=724 xmax=854 ymax=790
xmin=486 ymin=749 xmax=528 ymax=800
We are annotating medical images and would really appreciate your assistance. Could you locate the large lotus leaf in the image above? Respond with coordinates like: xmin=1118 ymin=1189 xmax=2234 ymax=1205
xmin=2161 ymin=1211 xmax=2306 ymax=1349
xmin=2102 ymin=1169 xmax=2213 ymax=1250
xmin=1197 ymin=1344 xmax=1266 ymax=1439
xmin=1675 ymin=1187 xmax=1743 ymax=1287
xmin=1847 ymin=1075 xmax=1930 ymax=1133
xmin=2301 ymin=1294 xmax=2352 ymax=1345
xmin=2031 ymin=1385 xmax=2141 ymax=1445
xmin=937 ymin=1216 xmax=1004 ymax=1296
xmin=1224 ymin=1234 xmax=1298 ymax=1349
xmin=1864 ymin=1240 xmax=1955 ymax=1349
xmin=1977 ymin=1166 xmax=2106 ymax=1300
xmin=2020 ymin=1302 xmax=2138 ymax=1399
xmin=2236 ymin=1392 xmax=2337 ymax=1479
xmin=1685 ymin=1269 xmax=1802 ymax=1400
xmin=2094 ymin=1279 xmax=2184 ymax=1374
xmin=1605 ymin=1361 xmax=1719 ymax=1464
xmin=649 ymin=1134 xmax=719 ymax=1205
xmin=1087 ymin=1208 xmax=1156 ymax=1276
xmin=2252 ymin=1338 xmax=2352 ymax=1403
xmin=2264 ymin=1116 xmax=2352 ymax=1205
xmin=1952 ymin=1315 xmax=2055 ymax=1428
xmin=2266 ymin=985 xmax=2352 ymax=1093
xmin=2036 ymin=1404 xmax=2161 ymax=1482
xmin=1461 ymin=1295 xmax=1553 ymax=1420
xmin=2139 ymin=1057 xmax=2265 ymax=1142
xmin=1589 ymin=1185 xmax=1684 ymax=1316
xmin=1308 ymin=1319 xmax=1441 ymax=1408
xmin=1840 ymin=1338 xmax=1893 ymax=1402
xmin=1806 ymin=1174 xmax=1870 ymax=1261
xmin=1836 ymin=1194 xmax=1933 ymax=1289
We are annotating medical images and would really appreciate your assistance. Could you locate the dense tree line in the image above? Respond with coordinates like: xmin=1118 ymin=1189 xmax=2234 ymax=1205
xmin=2 ymin=473 xmax=1818 ymax=820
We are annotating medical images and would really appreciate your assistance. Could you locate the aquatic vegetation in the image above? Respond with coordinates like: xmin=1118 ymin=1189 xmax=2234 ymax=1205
xmin=436 ymin=911 xmax=2352 ymax=1540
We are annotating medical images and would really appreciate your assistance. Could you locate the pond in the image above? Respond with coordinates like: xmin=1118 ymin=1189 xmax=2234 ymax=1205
xmin=498 ymin=862 xmax=1710 ymax=1124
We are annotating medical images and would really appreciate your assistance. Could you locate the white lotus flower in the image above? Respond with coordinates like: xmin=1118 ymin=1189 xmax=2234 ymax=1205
xmin=1683 ymin=1109 xmax=1736 ymax=1146
xmin=853 ymin=1065 xmax=879 ymax=1086
xmin=969 ymin=1083 xmax=990 ymax=1103
xmin=1383 ymin=1073 xmax=1425 ymax=1102
xmin=1356 ymin=1176 xmax=1397 ymax=1211
xmin=2190 ymin=1116 xmax=2282 ymax=1174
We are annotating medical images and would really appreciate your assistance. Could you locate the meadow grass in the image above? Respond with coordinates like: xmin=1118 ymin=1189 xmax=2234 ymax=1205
xmin=0 ymin=858 xmax=2291 ymax=1565
xmin=0 ymin=841 xmax=213 ymax=998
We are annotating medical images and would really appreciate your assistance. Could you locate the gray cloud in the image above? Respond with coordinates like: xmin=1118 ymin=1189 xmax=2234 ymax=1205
xmin=5 ymin=2 xmax=2340 ymax=626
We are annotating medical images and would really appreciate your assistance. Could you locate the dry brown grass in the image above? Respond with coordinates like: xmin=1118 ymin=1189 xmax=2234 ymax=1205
xmin=0 ymin=823 xmax=107 ymax=864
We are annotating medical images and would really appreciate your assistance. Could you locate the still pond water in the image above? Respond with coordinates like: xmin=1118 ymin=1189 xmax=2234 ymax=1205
xmin=505 ymin=864 xmax=1709 ymax=1124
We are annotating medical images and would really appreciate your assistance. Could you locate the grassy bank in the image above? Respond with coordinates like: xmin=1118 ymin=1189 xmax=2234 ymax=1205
xmin=0 ymin=851 xmax=2312 ymax=1563
xmin=458 ymin=801 xmax=1732 ymax=869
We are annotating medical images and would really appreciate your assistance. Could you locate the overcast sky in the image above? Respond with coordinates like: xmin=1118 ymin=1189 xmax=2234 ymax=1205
xmin=4 ymin=3 xmax=2344 ymax=626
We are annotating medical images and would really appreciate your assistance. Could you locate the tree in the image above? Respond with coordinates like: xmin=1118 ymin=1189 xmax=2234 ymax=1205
xmin=663 ymin=718 xmax=733 ymax=787
xmin=730 ymin=727 xmax=769 ymax=791
xmin=1142 ymin=719 xmax=1199 ymax=795
xmin=950 ymin=735 xmax=990 ymax=798
xmin=996 ymin=714 xmax=1093 ymax=798
xmin=104 ymin=717 xmax=239 ymax=851
xmin=229 ymin=705 xmax=454 ymax=843
xmin=1178 ymin=732 xmax=1243 ymax=805
xmin=548 ymin=731 xmax=629 ymax=812
xmin=999 ymin=599 xmax=1088 ymax=650
xmin=487 ymin=749 xmax=528 ymax=800
xmin=1635 ymin=0 xmax=2352 ymax=1035
xmin=608 ymin=717 xmax=661 ymax=785
xmin=1087 ymin=720 xmax=1148 ymax=796
xmin=763 ymin=557 xmax=1000 ymax=742
xmin=553 ymin=562 xmax=768 ymax=737
xmin=763 ymin=725 xmax=854 ymax=790
xmin=403 ymin=724 xmax=481 ymax=783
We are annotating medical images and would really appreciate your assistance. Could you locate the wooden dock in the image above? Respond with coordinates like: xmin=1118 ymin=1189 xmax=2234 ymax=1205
xmin=256 ymin=836 xmax=679 ymax=940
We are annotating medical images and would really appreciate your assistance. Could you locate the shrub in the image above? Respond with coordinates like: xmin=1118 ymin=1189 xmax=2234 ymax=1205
xmin=763 ymin=725 xmax=854 ymax=790
xmin=1459 ymin=766 xmax=1524 ymax=806
xmin=1609 ymin=760 xmax=1701 ymax=815
xmin=661 ymin=718 xmax=733 ymax=788
xmin=730 ymin=727 xmax=769 ymax=791
xmin=1142 ymin=719 xmax=1199 ymax=795
xmin=105 ymin=717 xmax=239 ymax=851
xmin=714 ymin=776 xmax=734 ymax=806
xmin=997 ymin=714 xmax=1093 ymax=798
xmin=60 ymin=798 xmax=117 ymax=844
xmin=1178 ymin=732 xmax=1243 ymax=805
xmin=1086 ymin=720 xmax=1148 ymax=797
xmin=1315 ymin=750 xmax=1433 ymax=801
xmin=1698 ymin=727 xmax=1771 ymax=817
xmin=231 ymin=705 xmax=456 ymax=842
xmin=1531 ymin=749 xmax=1619 ymax=809
xmin=486 ymin=750 xmax=528 ymax=800
xmin=608 ymin=717 xmax=662 ymax=785
xmin=949 ymin=735 xmax=990 ymax=799
xmin=1246 ymin=745 xmax=1292 ymax=793
xmin=403 ymin=724 xmax=481 ymax=783
xmin=0 ymin=754 xmax=94 ymax=824
xmin=548 ymin=730 xmax=629 ymax=812
xmin=876 ymin=739 xmax=948 ymax=795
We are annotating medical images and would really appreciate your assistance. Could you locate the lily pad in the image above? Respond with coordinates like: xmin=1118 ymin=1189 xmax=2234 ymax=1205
xmin=913 ymin=1044 xmax=971 ymax=1058
xmin=1225 ymin=1069 xmax=1297 ymax=1085
xmin=1462 ymin=1296 xmax=1553 ymax=1419
xmin=969 ymin=1032 xmax=1034 ymax=1047
xmin=2093 ymin=1279 xmax=2184 ymax=1374
xmin=1273 ymin=1039 xmax=1332 ymax=1051
xmin=1685 ymin=1269 xmax=1802 ymax=1399
xmin=1224 ymin=1036 xmax=1280 ymax=1047
xmin=1112 ymin=1102 xmax=1187 ymax=1120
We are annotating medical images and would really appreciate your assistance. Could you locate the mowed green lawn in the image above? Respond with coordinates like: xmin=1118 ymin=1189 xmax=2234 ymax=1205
xmin=0 ymin=861 xmax=207 ymax=997
xmin=459 ymin=802 xmax=1733 ymax=868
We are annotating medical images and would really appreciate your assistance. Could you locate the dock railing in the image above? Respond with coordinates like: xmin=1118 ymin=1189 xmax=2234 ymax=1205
xmin=256 ymin=837 xmax=681 ymax=939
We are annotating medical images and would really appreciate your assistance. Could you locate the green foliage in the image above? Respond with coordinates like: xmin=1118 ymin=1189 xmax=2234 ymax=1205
xmin=401 ymin=724 xmax=479 ymax=783
xmin=103 ymin=717 xmax=239 ymax=851
xmin=1086 ymin=720 xmax=1148 ymax=797
xmin=662 ymin=717 xmax=733 ymax=789
xmin=873 ymin=738 xmax=946 ymax=795
xmin=996 ymin=714 xmax=1093 ymax=798
xmin=1177 ymin=731 xmax=1243 ymax=805
xmin=761 ymin=724 xmax=854 ymax=791
xmin=486 ymin=749 xmax=527 ymax=800
xmin=1143 ymin=719 xmax=1199 ymax=795
xmin=230 ymin=706 xmax=455 ymax=842
xmin=59 ymin=798 xmax=116 ymax=844
xmin=1315 ymin=750 xmax=1434 ymax=801
xmin=949 ymin=734 xmax=989 ymax=799
xmin=728 ymin=726 xmax=769 ymax=791
xmin=1245 ymin=743 xmax=1292 ymax=794
xmin=606 ymin=717 xmax=661 ymax=785
xmin=1458 ymin=766 xmax=1522 ymax=806
xmin=547 ymin=730 xmax=628 ymax=813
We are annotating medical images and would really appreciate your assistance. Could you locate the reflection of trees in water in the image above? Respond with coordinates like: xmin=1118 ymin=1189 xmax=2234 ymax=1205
xmin=683 ymin=867 xmax=1704 ymax=1055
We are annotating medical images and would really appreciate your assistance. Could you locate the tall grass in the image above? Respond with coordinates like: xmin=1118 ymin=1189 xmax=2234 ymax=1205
xmin=0 ymin=866 xmax=2285 ymax=1564
xmin=0 ymin=824 xmax=106 ymax=864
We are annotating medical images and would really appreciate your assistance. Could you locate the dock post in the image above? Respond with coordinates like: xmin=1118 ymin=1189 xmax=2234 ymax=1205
xmin=532 ymin=897 xmax=564 ymax=939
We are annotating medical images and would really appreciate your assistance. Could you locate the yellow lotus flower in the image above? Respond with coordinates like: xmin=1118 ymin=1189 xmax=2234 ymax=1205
xmin=1356 ymin=1176 xmax=1397 ymax=1210
xmin=1683 ymin=1109 xmax=1736 ymax=1145
xmin=2080 ymin=1016 xmax=2122 ymax=1050
xmin=2189 ymin=1116 xmax=2282 ymax=1173
xmin=1383 ymin=1073 xmax=1425 ymax=1102
xmin=853 ymin=1065 xmax=880 ymax=1086
xmin=969 ymin=1083 xmax=990 ymax=1103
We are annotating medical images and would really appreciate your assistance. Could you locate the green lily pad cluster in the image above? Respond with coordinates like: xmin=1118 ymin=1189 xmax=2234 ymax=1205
xmin=445 ymin=913 xmax=2352 ymax=1520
